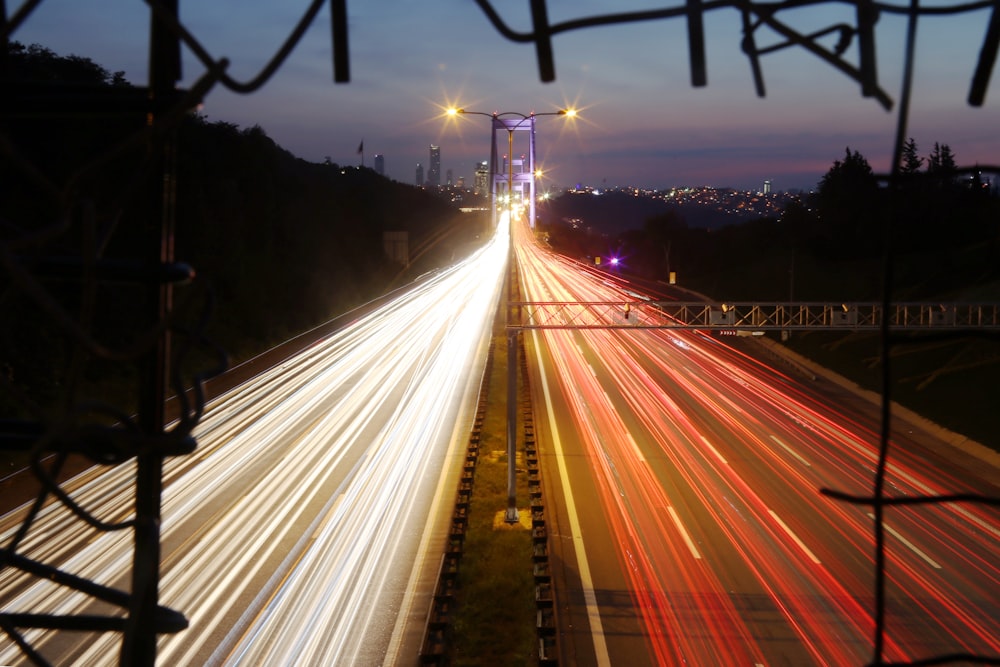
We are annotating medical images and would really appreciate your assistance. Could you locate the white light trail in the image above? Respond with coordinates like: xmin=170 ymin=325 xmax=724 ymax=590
xmin=0 ymin=216 xmax=509 ymax=665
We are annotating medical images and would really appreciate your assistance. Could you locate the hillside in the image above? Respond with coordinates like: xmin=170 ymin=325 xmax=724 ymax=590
xmin=0 ymin=42 xmax=484 ymax=426
xmin=538 ymin=181 xmax=1000 ymax=450
xmin=538 ymin=188 xmax=736 ymax=236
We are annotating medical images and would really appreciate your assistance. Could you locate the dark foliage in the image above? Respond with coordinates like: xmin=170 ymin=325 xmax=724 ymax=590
xmin=814 ymin=147 xmax=883 ymax=257
xmin=539 ymin=145 xmax=998 ymax=303
xmin=538 ymin=189 xmax=733 ymax=239
xmin=3 ymin=41 xmax=127 ymax=86
xmin=538 ymin=149 xmax=999 ymax=448
xmin=169 ymin=114 xmax=461 ymax=354
xmin=1 ymin=42 xmax=467 ymax=417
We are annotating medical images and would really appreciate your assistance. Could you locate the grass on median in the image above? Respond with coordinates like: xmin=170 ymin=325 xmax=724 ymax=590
xmin=447 ymin=331 xmax=539 ymax=666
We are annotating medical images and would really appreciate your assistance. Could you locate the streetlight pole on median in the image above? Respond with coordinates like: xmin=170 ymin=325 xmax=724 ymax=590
xmin=445 ymin=106 xmax=577 ymax=523
xmin=445 ymin=108 xmax=575 ymax=230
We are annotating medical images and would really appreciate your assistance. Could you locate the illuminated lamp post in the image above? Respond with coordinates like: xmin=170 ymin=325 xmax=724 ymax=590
xmin=445 ymin=108 xmax=575 ymax=230
xmin=445 ymin=105 xmax=576 ymax=524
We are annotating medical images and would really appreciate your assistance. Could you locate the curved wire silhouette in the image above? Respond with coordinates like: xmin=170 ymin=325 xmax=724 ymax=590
xmin=2 ymin=1 xmax=998 ymax=665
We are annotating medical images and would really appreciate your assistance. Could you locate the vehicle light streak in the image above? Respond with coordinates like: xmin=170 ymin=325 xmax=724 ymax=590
xmin=0 ymin=217 xmax=509 ymax=665
xmin=531 ymin=327 xmax=613 ymax=666
xmin=514 ymin=218 xmax=999 ymax=664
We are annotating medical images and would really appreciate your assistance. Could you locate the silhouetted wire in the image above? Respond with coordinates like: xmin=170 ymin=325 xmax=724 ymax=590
xmin=169 ymin=283 xmax=229 ymax=435
xmin=3 ymin=0 xmax=348 ymax=90
xmin=475 ymin=0 xmax=997 ymax=109
xmin=2 ymin=3 xmax=233 ymax=662
xmin=871 ymin=1 xmax=919 ymax=661
xmin=143 ymin=0 xmax=351 ymax=91
xmin=474 ymin=1 xmax=1000 ymax=665
xmin=144 ymin=0 xmax=323 ymax=92
xmin=0 ymin=242 xmax=172 ymax=363
xmin=3 ymin=1 xmax=999 ymax=665
xmin=0 ymin=615 xmax=44 ymax=665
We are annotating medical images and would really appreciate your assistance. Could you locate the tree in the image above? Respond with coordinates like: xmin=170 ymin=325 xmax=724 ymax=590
xmin=6 ymin=41 xmax=121 ymax=86
xmin=927 ymin=142 xmax=957 ymax=183
xmin=640 ymin=209 xmax=687 ymax=277
xmin=819 ymin=147 xmax=877 ymax=193
xmin=815 ymin=147 xmax=882 ymax=256
xmin=779 ymin=198 xmax=820 ymax=242
xmin=894 ymin=138 xmax=933 ymax=249
xmin=898 ymin=137 xmax=923 ymax=175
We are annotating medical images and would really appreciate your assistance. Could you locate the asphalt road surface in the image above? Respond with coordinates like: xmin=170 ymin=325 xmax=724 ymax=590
xmin=515 ymin=217 xmax=1000 ymax=666
xmin=0 ymin=218 xmax=509 ymax=666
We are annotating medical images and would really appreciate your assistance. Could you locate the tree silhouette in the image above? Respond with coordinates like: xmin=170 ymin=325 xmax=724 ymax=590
xmin=816 ymin=147 xmax=881 ymax=256
xmin=927 ymin=142 xmax=956 ymax=173
xmin=927 ymin=142 xmax=958 ymax=191
xmin=898 ymin=137 xmax=923 ymax=176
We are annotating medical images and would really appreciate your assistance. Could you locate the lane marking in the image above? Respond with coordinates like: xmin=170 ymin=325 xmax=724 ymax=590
xmin=383 ymin=351 xmax=490 ymax=665
xmin=867 ymin=513 xmax=942 ymax=569
xmin=533 ymin=331 xmax=612 ymax=667
xmin=667 ymin=506 xmax=702 ymax=559
xmin=700 ymin=435 xmax=728 ymax=465
xmin=768 ymin=509 xmax=821 ymax=564
xmin=627 ymin=432 xmax=645 ymax=463
xmin=769 ymin=434 xmax=811 ymax=467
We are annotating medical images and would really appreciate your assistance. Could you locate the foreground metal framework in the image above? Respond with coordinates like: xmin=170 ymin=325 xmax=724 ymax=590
xmin=512 ymin=301 xmax=1000 ymax=331
xmin=3 ymin=0 xmax=999 ymax=665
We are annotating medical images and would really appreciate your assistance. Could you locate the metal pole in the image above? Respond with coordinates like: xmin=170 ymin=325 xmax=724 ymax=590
xmin=528 ymin=117 xmax=537 ymax=228
xmin=122 ymin=2 xmax=179 ymax=662
xmin=504 ymin=122 xmax=519 ymax=524
xmin=505 ymin=329 xmax=519 ymax=523
xmin=489 ymin=117 xmax=499 ymax=230
xmin=507 ymin=127 xmax=514 ymax=213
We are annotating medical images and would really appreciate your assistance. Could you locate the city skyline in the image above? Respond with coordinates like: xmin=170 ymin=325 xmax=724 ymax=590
xmin=12 ymin=2 xmax=999 ymax=191
xmin=357 ymin=142 xmax=811 ymax=194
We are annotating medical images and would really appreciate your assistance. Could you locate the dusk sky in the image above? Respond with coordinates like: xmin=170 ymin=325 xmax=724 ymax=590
xmin=14 ymin=1 xmax=999 ymax=192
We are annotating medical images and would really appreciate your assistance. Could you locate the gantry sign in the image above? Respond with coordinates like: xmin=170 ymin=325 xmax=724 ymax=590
xmin=500 ymin=296 xmax=1000 ymax=525
xmin=509 ymin=301 xmax=1000 ymax=331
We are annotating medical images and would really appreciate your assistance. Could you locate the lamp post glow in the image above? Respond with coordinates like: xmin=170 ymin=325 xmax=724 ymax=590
xmin=446 ymin=107 xmax=575 ymax=230
xmin=445 ymin=105 xmax=577 ymax=523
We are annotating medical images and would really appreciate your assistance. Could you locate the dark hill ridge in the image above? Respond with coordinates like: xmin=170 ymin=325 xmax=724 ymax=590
xmin=170 ymin=119 xmax=472 ymax=353
xmin=539 ymin=189 xmax=735 ymax=235
xmin=1 ymin=42 xmax=484 ymax=429
xmin=536 ymin=166 xmax=999 ymax=451
xmin=4 ymin=42 xmax=998 ymax=453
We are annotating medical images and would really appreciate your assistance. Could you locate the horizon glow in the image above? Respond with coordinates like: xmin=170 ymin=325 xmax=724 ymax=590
xmin=10 ymin=1 xmax=1000 ymax=191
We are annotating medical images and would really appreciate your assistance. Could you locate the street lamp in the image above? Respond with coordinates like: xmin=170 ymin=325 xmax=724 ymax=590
xmin=445 ymin=105 xmax=576 ymax=524
xmin=446 ymin=107 xmax=575 ymax=230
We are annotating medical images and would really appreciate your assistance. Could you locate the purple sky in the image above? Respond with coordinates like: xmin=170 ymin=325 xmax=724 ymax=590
xmin=14 ymin=1 xmax=1000 ymax=192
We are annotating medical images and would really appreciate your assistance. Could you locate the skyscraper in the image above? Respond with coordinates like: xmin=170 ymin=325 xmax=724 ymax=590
xmin=428 ymin=145 xmax=441 ymax=187
xmin=415 ymin=162 xmax=424 ymax=187
xmin=374 ymin=154 xmax=385 ymax=176
xmin=474 ymin=160 xmax=488 ymax=196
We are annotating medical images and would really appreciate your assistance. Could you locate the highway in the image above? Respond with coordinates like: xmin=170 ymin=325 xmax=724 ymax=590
xmin=0 ymin=218 xmax=509 ymax=665
xmin=515 ymin=218 xmax=1000 ymax=665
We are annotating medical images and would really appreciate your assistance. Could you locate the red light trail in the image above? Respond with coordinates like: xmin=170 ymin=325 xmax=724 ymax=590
xmin=515 ymin=217 xmax=999 ymax=665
